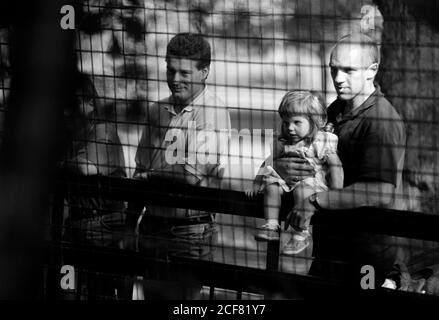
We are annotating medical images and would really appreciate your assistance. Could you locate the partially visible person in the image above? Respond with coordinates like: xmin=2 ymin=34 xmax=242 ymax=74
xmin=246 ymin=90 xmax=343 ymax=255
xmin=62 ymin=73 xmax=127 ymax=248
xmin=60 ymin=73 xmax=130 ymax=299
xmin=276 ymin=33 xmax=407 ymax=288
xmin=130 ymin=32 xmax=231 ymax=260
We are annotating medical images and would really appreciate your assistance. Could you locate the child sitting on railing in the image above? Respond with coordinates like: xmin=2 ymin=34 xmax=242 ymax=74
xmin=246 ymin=90 xmax=344 ymax=255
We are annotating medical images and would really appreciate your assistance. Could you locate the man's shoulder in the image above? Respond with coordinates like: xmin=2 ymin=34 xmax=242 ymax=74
xmin=363 ymin=94 xmax=406 ymax=140
xmin=376 ymin=95 xmax=401 ymax=117
xmin=193 ymin=89 xmax=230 ymax=121
xmin=368 ymin=94 xmax=404 ymax=122
xmin=144 ymin=96 xmax=173 ymax=121
xmin=198 ymin=87 xmax=227 ymax=109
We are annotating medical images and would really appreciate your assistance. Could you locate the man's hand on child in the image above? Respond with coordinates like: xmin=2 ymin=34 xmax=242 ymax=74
xmin=283 ymin=150 xmax=302 ymax=158
xmin=273 ymin=156 xmax=315 ymax=185
xmin=78 ymin=160 xmax=99 ymax=176
xmin=133 ymin=171 xmax=150 ymax=180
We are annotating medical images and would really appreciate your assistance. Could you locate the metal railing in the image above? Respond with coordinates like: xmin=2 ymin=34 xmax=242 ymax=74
xmin=44 ymin=174 xmax=439 ymax=300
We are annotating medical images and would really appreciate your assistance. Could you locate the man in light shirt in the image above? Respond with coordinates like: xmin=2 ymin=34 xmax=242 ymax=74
xmin=131 ymin=33 xmax=231 ymax=266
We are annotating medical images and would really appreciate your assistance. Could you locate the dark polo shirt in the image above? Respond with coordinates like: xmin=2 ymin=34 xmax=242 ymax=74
xmin=327 ymin=85 xmax=406 ymax=188
xmin=309 ymin=86 xmax=407 ymax=287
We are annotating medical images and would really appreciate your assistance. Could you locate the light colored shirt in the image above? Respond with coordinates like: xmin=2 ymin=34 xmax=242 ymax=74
xmin=134 ymin=86 xmax=231 ymax=218
xmin=135 ymin=86 xmax=231 ymax=184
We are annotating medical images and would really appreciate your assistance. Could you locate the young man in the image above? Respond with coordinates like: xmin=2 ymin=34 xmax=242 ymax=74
xmin=279 ymin=33 xmax=407 ymax=287
xmin=131 ymin=33 xmax=231 ymax=264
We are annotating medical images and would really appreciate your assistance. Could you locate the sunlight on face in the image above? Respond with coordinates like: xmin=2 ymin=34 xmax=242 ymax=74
xmin=282 ymin=115 xmax=311 ymax=143
xmin=166 ymin=57 xmax=207 ymax=105
xmin=329 ymin=44 xmax=373 ymax=102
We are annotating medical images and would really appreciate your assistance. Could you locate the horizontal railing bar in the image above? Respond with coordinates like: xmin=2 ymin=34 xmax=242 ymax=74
xmin=54 ymin=174 xmax=439 ymax=242
xmin=44 ymin=241 xmax=439 ymax=301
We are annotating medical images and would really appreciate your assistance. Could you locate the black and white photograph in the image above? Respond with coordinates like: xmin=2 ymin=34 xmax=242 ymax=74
xmin=0 ymin=0 xmax=438 ymax=307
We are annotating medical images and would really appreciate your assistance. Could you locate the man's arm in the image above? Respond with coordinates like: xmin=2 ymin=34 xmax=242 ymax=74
xmin=318 ymin=103 xmax=405 ymax=209
xmin=133 ymin=162 xmax=200 ymax=185
xmin=326 ymin=153 xmax=344 ymax=189
xmin=135 ymin=119 xmax=230 ymax=187
xmin=182 ymin=108 xmax=231 ymax=186
xmin=287 ymin=181 xmax=395 ymax=230
xmin=132 ymin=118 xmax=198 ymax=184
xmin=93 ymin=125 xmax=126 ymax=178
xmin=64 ymin=124 xmax=126 ymax=177
xmin=64 ymin=156 xmax=99 ymax=175
xmin=316 ymin=181 xmax=395 ymax=210
xmin=287 ymin=106 xmax=405 ymax=228
xmin=150 ymin=166 xmax=201 ymax=185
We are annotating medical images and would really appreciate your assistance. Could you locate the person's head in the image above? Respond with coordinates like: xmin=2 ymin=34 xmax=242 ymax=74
xmin=75 ymin=73 xmax=99 ymax=118
xmin=329 ymin=33 xmax=380 ymax=105
xmin=165 ymin=33 xmax=211 ymax=105
xmin=278 ymin=90 xmax=326 ymax=142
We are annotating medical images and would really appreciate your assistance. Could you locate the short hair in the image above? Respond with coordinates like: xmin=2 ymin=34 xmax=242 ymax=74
xmin=278 ymin=90 xmax=327 ymax=139
xmin=333 ymin=33 xmax=380 ymax=65
xmin=165 ymin=33 xmax=211 ymax=69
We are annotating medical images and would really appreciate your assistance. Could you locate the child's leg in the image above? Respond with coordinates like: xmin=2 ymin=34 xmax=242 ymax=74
xmin=255 ymin=183 xmax=283 ymax=241
xmin=282 ymin=184 xmax=317 ymax=255
xmin=264 ymin=183 xmax=284 ymax=222
xmin=291 ymin=184 xmax=317 ymax=231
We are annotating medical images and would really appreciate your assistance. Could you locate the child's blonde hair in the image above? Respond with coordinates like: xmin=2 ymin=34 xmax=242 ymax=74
xmin=278 ymin=90 xmax=327 ymax=139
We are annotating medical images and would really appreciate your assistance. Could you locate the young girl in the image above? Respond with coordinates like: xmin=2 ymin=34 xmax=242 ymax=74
xmin=246 ymin=90 xmax=343 ymax=255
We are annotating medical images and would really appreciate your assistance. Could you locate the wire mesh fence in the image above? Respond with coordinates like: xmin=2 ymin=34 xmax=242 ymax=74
xmin=0 ymin=0 xmax=438 ymax=300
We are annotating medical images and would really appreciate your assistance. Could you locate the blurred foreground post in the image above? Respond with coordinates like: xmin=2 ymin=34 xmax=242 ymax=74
xmin=0 ymin=0 xmax=75 ymax=299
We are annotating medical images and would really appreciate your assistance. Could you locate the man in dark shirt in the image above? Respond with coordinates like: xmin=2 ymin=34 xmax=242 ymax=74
xmin=326 ymin=86 xmax=405 ymax=194
xmin=279 ymin=33 xmax=407 ymax=288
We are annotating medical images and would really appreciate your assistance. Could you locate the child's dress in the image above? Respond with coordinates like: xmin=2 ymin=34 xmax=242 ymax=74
xmin=256 ymin=131 xmax=339 ymax=193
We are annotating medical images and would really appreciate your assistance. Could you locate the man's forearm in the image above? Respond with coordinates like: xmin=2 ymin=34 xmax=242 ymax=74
xmin=316 ymin=181 xmax=395 ymax=210
xmin=327 ymin=154 xmax=344 ymax=189
xmin=152 ymin=165 xmax=201 ymax=185
xmin=329 ymin=168 xmax=344 ymax=189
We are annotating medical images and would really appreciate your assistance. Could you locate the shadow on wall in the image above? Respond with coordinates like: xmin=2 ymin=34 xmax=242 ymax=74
xmin=375 ymin=0 xmax=439 ymax=213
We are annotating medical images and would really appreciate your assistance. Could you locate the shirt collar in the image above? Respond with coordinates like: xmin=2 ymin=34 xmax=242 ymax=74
xmin=341 ymin=84 xmax=383 ymax=121
xmin=164 ymin=104 xmax=193 ymax=115
xmin=165 ymin=85 xmax=208 ymax=115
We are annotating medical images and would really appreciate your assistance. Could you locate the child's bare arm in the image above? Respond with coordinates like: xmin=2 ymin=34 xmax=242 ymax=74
xmin=326 ymin=153 xmax=344 ymax=189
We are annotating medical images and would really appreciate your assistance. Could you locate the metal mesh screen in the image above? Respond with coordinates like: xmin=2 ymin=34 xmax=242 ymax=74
xmin=0 ymin=0 xmax=438 ymax=300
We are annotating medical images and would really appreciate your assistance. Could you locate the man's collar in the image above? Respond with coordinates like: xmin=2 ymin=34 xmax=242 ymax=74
xmin=164 ymin=104 xmax=193 ymax=115
xmin=341 ymin=84 xmax=383 ymax=120
xmin=166 ymin=85 xmax=208 ymax=115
